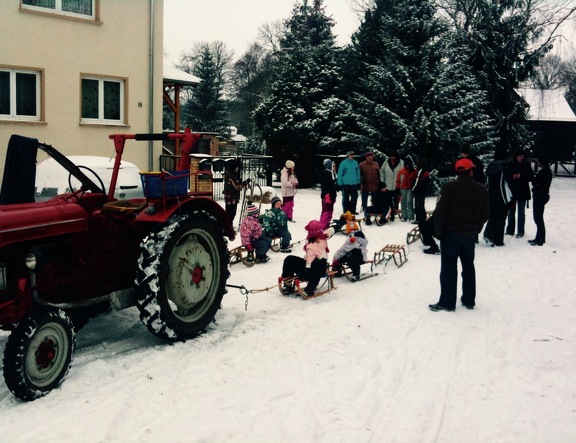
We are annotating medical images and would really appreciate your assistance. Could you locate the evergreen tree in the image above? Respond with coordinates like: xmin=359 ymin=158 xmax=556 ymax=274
xmin=228 ymin=43 xmax=276 ymax=137
xmin=441 ymin=0 xmax=576 ymax=160
xmin=177 ymin=42 xmax=232 ymax=133
xmin=343 ymin=0 xmax=495 ymax=171
xmin=253 ymin=0 xmax=346 ymax=186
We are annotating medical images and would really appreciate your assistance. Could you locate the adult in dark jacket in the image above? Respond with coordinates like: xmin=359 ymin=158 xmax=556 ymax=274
xmin=319 ymin=159 xmax=337 ymax=229
xmin=223 ymin=160 xmax=248 ymax=225
xmin=483 ymin=159 xmax=513 ymax=246
xmin=430 ymin=158 xmax=489 ymax=312
xmin=413 ymin=158 xmax=438 ymax=254
xmin=506 ymin=150 xmax=534 ymax=238
xmin=529 ymin=156 xmax=553 ymax=246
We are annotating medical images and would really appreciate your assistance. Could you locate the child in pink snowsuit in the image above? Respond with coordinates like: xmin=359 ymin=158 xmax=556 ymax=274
xmin=281 ymin=220 xmax=335 ymax=296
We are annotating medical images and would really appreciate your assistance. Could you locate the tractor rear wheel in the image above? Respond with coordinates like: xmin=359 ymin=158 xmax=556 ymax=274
xmin=3 ymin=307 xmax=76 ymax=401
xmin=136 ymin=212 xmax=229 ymax=342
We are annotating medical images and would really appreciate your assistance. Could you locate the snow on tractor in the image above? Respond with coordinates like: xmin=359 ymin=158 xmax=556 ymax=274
xmin=0 ymin=131 xmax=234 ymax=401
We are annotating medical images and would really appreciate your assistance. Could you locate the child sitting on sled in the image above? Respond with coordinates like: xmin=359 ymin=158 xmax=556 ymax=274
xmin=239 ymin=202 xmax=272 ymax=263
xmin=280 ymin=220 xmax=335 ymax=296
xmin=331 ymin=228 xmax=369 ymax=282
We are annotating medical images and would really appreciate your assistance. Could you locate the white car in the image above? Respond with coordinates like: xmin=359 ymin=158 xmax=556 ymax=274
xmin=35 ymin=156 xmax=144 ymax=201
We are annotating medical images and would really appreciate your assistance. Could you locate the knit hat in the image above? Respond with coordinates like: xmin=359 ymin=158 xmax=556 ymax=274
xmin=246 ymin=201 xmax=259 ymax=217
xmin=305 ymin=220 xmax=326 ymax=240
xmin=271 ymin=196 xmax=282 ymax=208
xmin=365 ymin=152 xmax=374 ymax=158
xmin=323 ymin=158 xmax=333 ymax=169
xmin=285 ymin=160 xmax=295 ymax=169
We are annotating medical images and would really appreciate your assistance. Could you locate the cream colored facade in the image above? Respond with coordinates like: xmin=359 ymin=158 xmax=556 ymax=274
xmin=0 ymin=0 xmax=164 ymax=181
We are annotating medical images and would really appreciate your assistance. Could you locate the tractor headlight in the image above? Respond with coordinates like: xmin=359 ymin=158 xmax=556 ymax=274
xmin=25 ymin=252 xmax=38 ymax=270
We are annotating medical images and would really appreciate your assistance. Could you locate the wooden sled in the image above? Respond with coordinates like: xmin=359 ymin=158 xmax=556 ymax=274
xmin=373 ymin=244 xmax=408 ymax=268
xmin=406 ymin=225 xmax=421 ymax=244
xmin=228 ymin=245 xmax=256 ymax=267
xmin=277 ymin=272 xmax=337 ymax=299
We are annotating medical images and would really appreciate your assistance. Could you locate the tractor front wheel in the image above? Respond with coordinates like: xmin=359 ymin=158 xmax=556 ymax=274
xmin=3 ymin=307 xmax=76 ymax=401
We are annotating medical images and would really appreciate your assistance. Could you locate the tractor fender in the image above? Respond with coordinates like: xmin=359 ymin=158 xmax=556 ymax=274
xmin=134 ymin=197 xmax=235 ymax=240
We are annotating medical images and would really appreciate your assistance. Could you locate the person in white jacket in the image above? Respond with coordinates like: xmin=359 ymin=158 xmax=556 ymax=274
xmin=281 ymin=160 xmax=298 ymax=222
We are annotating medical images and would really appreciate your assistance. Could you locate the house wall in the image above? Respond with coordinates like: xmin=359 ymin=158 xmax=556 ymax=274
xmin=0 ymin=0 xmax=164 ymax=182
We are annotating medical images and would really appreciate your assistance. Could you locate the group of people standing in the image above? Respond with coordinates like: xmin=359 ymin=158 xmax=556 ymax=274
xmin=429 ymin=146 xmax=553 ymax=313
xmin=319 ymin=149 xmax=419 ymax=229
xmin=480 ymin=149 xmax=553 ymax=247
xmin=228 ymin=147 xmax=553 ymax=305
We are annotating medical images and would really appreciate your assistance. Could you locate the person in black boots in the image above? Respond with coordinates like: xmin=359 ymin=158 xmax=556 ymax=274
xmin=429 ymin=158 xmax=489 ymax=312
xmin=506 ymin=150 xmax=534 ymax=238
xmin=413 ymin=158 xmax=439 ymax=254
xmin=529 ymin=155 xmax=552 ymax=246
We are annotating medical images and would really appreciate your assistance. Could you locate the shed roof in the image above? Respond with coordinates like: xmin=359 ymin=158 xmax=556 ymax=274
xmin=163 ymin=63 xmax=201 ymax=86
xmin=517 ymin=88 xmax=576 ymax=122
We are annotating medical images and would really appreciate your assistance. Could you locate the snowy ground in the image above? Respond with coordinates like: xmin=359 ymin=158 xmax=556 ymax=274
xmin=1 ymin=178 xmax=575 ymax=443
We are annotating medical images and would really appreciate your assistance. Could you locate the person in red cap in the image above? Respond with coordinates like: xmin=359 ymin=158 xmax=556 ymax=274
xmin=429 ymin=158 xmax=489 ymax=312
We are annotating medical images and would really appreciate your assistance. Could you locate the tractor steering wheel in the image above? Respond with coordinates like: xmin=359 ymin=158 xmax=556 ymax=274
xmin=67 ymin=165 xmax=107 ymax=206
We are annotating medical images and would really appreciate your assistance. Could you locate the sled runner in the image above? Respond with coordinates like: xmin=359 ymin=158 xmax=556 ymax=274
xmin=277 ymin=272 xmax=337 ymax=299
xmin=406 ymin=225 xmax=421 ymax=244
xmin=228 ymin=245 xmax=256 ymax=267
xmin=336 ymin=260 xmax=379 ymax=282
xmin=373 ymin=244 xmax=408 ymax=268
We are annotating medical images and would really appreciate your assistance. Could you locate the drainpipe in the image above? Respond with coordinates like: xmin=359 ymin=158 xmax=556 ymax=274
xmin=148 ymin=0 xmax=155 ymax=170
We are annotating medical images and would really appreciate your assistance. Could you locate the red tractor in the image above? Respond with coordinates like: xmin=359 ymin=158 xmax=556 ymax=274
xmin=0 ymin=131 xmax=234 ymax=401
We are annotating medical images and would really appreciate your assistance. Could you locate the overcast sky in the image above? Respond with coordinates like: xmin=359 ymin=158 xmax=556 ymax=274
xmin=163 ymin=0 xmax=361 ymax=64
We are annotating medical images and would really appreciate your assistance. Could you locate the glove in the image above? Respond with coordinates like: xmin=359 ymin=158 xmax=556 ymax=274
xmin=246 ymin=245 xmax=253 ymax=252
xmin=349 ymin=235 xmax=356 ymax=243
xmin=324 ymin=194 xmax=331 ymax=204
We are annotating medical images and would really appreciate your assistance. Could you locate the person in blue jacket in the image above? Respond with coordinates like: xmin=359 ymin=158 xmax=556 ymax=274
xmin=337 ymin=151 xmax=361 ymax=214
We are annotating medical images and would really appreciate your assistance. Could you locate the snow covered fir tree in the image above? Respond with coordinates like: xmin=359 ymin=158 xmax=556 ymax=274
xmin=170 ymin=0 xmax=576 ymax=178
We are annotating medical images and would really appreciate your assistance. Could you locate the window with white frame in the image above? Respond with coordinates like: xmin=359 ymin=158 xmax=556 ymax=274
xmin=21 ymin=0 xmax=95 ymax=19
xmin=81 ymin=76 xmax=126 ymax=125
xmin=0 ymin=68 xmax=42 ymax=122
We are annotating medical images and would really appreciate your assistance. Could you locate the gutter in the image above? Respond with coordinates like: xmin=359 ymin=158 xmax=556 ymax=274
xmin=148 ymin=0 xmax=155 ymax=170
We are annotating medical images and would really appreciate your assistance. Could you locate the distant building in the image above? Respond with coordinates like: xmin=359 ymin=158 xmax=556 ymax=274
xmin=517 ymin=88 xmax=576 ymax=162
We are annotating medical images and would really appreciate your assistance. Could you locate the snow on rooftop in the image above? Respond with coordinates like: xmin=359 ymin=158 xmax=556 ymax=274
xmin=517 ymin=87 xmax=576 ymax=122
xmin=163 ymin=63 xmax=201 ymax=86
